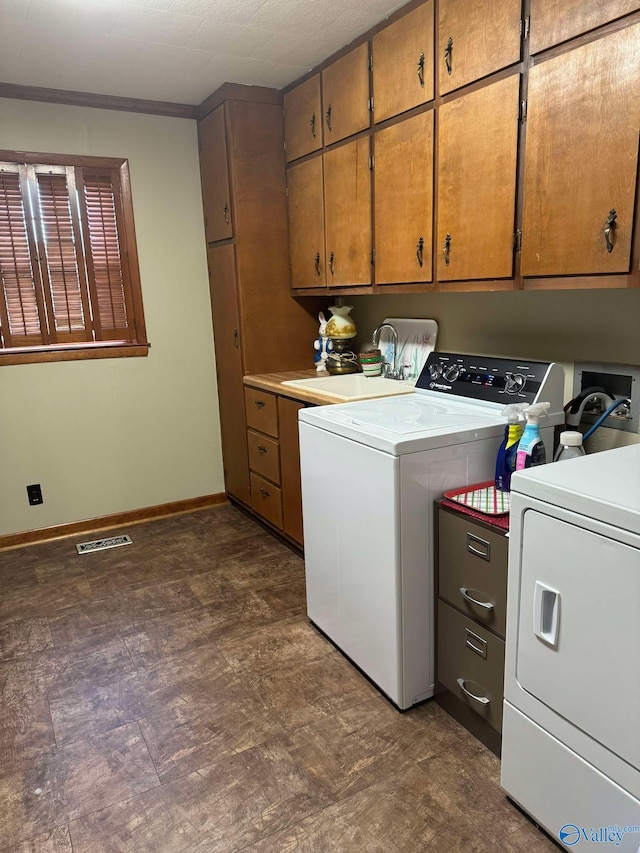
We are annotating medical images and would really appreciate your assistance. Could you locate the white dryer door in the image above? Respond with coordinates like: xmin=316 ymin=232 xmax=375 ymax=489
xmin=515 ymin=509 xmax=640 ymax=767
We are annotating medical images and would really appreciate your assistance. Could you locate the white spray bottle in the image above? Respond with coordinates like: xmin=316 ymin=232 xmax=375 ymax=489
xmin=515 ymin=402 xmax=550 ymax=471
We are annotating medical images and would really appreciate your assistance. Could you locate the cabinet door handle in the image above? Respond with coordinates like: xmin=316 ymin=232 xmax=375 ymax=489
xmin=466 ymin=532 xmax=490 ymax=561
xmin=223 ymin=203 xmax=229 ymax=224
xmin=443 ymin=232 xmax=451 ymax=267
xmin=457 ymin=678 xmax=490 ymax=705
xmin=604 ymin=208 xmax=617 ymax=253
xmin=416 ymin=236 xmax=424 ymax=268
xmin=314 ymin=252 xmax=321 ymax=275
xmin=417 ymin=52 xmax=425 ymax=88
xmin=254 ymin=399 xmax=266 ymax=408
xmin=325 ymin=103 xmax=332 ymax=132
xmin=257 ymin=445 xmax=267 ymax=454
xmin=329 ymin=251 xmax=335 ymax=275
xmin=233 ymin=328 xmax=239 ymax=348
xmin=444 ymin=37 xmax=453 ymax=75
xmin=310 ymin=112 xmax=317 ymax=138
xmin=259 ymin=488 xmax=270 ymax=498
xmin=460 ymin=587 xmax=494 ymax=611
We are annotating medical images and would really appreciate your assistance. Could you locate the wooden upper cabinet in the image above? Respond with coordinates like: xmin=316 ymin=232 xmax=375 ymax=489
xmin=324 ymin=138 xmax=372 ymax=287
xmin=372 ymin=1 xmax=434 ymax=123
xmin=287 ymin=157 xmax=326 ymax=290
xmin=521 ymin=25 xmax=640 ymax=278
xmin=529 ymin=0 xmax=640 ymax=54
xmin=207 ymin=245 xmax=250 ymax=506
xmin=321 ymin=43 xmax=371 ymax=145
xmin=437 ymin=74 xmax=520 ymax=282
xmin=198 ymin=105 xmax=233 ymax=243
xmin=374 ymin=111 xmax=434 ymax=285
xmin=438 ymin=0 xmax=522 ymax=95
xmin=283 ymin=74 xmax=322 ymax=162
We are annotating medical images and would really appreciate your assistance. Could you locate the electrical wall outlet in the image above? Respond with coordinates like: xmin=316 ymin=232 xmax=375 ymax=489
xmin=26 ymin=484 xmax=43 ymax=505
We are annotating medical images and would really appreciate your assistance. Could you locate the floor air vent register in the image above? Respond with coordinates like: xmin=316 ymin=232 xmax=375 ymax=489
xmin=76 ymin=535 xmax=133 ymax=554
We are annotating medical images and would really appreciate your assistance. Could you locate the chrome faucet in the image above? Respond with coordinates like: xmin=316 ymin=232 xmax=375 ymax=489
xmin=372 ymin=323 xmax=401 ymax=379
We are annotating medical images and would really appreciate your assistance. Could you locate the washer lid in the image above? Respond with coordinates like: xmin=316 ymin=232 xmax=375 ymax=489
xmin=299 ymin=392 xmax=505 ymax=454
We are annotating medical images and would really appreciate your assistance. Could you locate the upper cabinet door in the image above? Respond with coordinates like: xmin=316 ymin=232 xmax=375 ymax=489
xmin=283 ymin=74 xmax=322 ymax=163
xmin=372 ymin=1 xmax=434 ymax=123
xmin=324 ymin=138 xmax=372 ymax=287
xmin=198 ymin=105 xmax=233 ymax=243
xmin=287 ymin=157 xmax=326 ymax=290
xmin=529 ymin=0 xmax=640 ymax=54
xmin=438 ymin=0 xmax=522 ymax=95
xmin=374 ymin=110 xmax=434 ymax=285
xmin=322 ymin=43 xmax=371 ymax=145
xmin=521 ymin=25 xmax=640 ymax=278
xmin=437 ymin=75 xmax=520 ymax=282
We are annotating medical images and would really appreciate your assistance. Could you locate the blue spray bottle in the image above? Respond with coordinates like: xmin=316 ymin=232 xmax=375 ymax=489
xmin=515 ymin=402 xmax=550 ymax=471
xmin=495 ymin=403 xmax=527 ymax=492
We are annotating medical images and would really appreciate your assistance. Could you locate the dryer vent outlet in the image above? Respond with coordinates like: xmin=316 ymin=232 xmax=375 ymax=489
xmin=572 ymin=362 xmax=639 ymax=434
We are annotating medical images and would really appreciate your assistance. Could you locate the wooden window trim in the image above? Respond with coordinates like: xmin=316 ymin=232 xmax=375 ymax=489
xmin=0 ymin=150 xmax=147 ymax=365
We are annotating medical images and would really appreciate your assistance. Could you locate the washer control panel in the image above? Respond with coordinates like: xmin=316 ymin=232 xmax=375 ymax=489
xmin=416 ymin=352 xmax=554 ymax=405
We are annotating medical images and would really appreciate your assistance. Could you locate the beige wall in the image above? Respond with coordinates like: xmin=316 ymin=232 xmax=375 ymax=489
xmin=0 ymin=98 xmax=224 ymax=536
xmin=350 ymin=288 xmax=640 ymax=452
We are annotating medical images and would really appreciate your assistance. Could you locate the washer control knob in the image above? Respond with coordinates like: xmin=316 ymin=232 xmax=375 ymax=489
xmin=429 ymin=363 xmax=442 ymax=379
xmin=505 ymin=372 xmax=526 ymax=394
xmin=444 ymin=364 xmax=461 ymax=382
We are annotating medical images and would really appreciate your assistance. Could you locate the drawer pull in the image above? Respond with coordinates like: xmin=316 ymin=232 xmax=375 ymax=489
xmin=257 ymin=445 xmax=268 ymax=454
xmin=466 ymin=533 xmax=490 ymax=561
xmin=254 ymin=399 xmax=266 ymax=408
xmin=457 ymin=678 xmax=490 ymax=706
xmin=459 ymin=587 xmax=494 ymax=611
xmin=465 ymin=628 xmax=488 ymax=658
xmin=259 ymin=488 xmax=270 ymax=498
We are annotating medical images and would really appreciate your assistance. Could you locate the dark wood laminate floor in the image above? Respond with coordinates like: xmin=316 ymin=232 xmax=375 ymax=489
xmin=0 ymin=505 xmax=558 ymax=852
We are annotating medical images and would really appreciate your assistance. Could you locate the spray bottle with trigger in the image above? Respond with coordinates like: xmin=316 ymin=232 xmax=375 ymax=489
xmin=495 ymin=403 xmax=528 ymax=492
xmin=515 ymin=402 xmax=551 ymax=471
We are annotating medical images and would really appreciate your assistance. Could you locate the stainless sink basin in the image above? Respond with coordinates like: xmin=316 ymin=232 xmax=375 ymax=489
xmin=281 ymin=374 xmax=415 ymax=402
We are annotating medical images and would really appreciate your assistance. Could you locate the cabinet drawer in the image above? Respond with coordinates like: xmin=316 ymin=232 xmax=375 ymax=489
xmin=244 ymin=388 xmax=278 ymax=437
xmin=437 ymin=600 xmax=504 ymax=732
xmin=247 ymin=429 xmax=281 ymax=484
xmin=438 ymin=508 xmax=508 ymax=637
xmin=250 ymin=473 xmax=283 ymax=529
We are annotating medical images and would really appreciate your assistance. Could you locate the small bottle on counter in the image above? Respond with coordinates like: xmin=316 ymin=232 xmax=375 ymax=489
xmin=554 ymin=430 xmax=586 ymax=462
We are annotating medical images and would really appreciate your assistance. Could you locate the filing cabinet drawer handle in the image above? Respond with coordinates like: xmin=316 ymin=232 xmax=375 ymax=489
xmin=466 ymin=533 xmax=490 ymax=561
xmin=257 ymin=445 xmax=268 ymax=454
xmin=465 ymin=627 xmax=488 ymax=658
xmin=457 ymin=678 xmax=490 ymax=705
xmin=459 ymin=587 xmax=494 ymax=611
xmin=254 ymin=400 xmax=266 ymax=408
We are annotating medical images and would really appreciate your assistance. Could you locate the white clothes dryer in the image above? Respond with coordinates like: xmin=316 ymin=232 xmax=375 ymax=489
xmin=502 ymin=444 xmax=640 ymax=851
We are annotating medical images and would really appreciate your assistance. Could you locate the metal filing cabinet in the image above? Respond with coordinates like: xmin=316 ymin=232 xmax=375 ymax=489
xmin=435 ymin=501 xmax=509 ymax=755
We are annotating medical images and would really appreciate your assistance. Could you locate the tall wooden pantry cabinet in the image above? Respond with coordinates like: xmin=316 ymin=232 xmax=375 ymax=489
xmin=197 ymin=86 xmax=319 ymax=513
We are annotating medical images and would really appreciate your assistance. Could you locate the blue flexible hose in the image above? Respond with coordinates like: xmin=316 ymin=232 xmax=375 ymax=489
xmin=582 ymin=398 xmax=631 ymax=441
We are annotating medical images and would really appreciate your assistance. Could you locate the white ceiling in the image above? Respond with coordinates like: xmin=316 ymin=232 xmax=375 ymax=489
xmin=0 ymin=0 xmax=410 ymax=106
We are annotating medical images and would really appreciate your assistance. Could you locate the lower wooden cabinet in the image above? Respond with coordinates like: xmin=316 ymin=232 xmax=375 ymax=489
xmin=435 ymin=502 xmax=509 ymax=752
xmin=243 ymin=385 xmax=307 ymax=547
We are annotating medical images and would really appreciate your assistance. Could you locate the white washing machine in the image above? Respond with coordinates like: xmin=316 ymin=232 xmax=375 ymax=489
xmin=299 ymin=352 xmax=564 ymax=710
xmin=502 ymin=444 xmax=640 ymax=851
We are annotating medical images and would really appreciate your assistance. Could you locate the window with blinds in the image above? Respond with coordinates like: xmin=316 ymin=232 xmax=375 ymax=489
xmin=0 ymin=151 xmax=147 ymax=363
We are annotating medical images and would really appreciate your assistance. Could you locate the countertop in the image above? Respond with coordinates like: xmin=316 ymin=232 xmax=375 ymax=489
xmin=243 ymin=369 xmax=342 ymax=406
